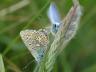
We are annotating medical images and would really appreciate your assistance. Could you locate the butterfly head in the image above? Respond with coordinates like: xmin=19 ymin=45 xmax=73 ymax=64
xmin=51 ymin=23 xmax=60 ymax=34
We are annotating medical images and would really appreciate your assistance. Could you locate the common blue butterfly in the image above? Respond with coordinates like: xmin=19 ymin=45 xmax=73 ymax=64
xmin=47 ymin=2 xmax=61 ymax=35
xmin=20 ymin=29 xmax=49 ymax=63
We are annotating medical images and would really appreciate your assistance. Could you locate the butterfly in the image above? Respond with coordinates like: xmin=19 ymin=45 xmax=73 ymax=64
xmin=48 ymin=1 xmax=82 ymax=40
xmin=47 ymin=2 xmax=61 ymax=35
xmin=20 ymin=29 xmax=49 ymax=63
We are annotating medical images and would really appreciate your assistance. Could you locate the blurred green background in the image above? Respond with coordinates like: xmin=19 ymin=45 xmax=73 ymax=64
xmin=0 ymin=0 xmax=96 ymax=72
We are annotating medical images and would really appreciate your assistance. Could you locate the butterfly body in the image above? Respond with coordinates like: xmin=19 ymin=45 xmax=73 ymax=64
xmin=51 ymin=24 xmax=60 ymax=34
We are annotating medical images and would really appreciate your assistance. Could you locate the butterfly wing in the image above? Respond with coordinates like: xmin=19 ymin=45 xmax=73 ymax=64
xmin=47 ymin=2 xmax=61 ymax=25
xmin=20 ymin=29 xmax=49 ymax=63
xmin=47 ymin=2 xmax=61 ymax=34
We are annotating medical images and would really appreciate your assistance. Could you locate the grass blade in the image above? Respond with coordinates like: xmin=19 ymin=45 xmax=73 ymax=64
xmin=0 ymin=54 xmax=5 ymax=72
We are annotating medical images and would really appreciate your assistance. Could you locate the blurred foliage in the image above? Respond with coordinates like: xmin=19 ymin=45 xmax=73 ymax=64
xmin=0 ymin=0 xmax=96 ymax=72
